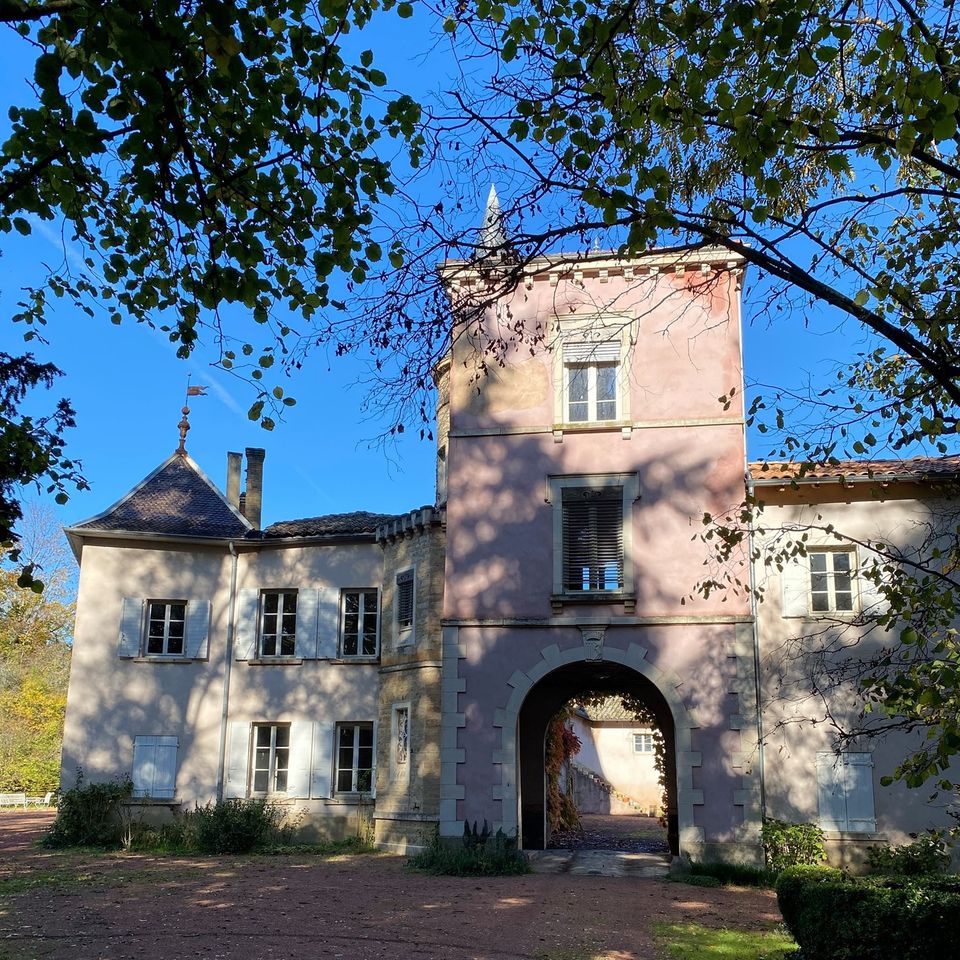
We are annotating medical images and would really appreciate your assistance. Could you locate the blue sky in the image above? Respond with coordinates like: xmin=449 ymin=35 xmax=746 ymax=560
xmin=0 ymin=14 xmax=916 ymax=535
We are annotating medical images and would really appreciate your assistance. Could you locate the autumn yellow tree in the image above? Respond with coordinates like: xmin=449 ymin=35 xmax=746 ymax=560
xmin=0 ymin=506 xmax=74 ymax=793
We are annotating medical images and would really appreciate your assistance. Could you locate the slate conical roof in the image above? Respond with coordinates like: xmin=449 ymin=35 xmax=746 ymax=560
xmin=69 ymin=452 xmax=252 ymax=539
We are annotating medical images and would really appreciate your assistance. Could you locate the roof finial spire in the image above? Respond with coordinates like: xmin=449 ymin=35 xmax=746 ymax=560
xmin=476 ymin=184 xmax=512 ymax=260
xmin=177 ymin=377 xmax=208 ymax=455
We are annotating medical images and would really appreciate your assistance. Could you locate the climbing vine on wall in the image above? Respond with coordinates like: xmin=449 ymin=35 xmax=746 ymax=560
xmin=544 ymin=708 xmax=582 ymax=835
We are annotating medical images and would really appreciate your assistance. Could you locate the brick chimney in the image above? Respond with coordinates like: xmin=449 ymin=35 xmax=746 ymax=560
xmin=243 ymin=447 xmax=266 ymax=529
xmin=226 ymin=452 xmax=242 ymax=509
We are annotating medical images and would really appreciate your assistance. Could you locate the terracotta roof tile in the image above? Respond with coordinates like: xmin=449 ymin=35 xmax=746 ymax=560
xmin=749 ymin=455 xmax=960 ymax=482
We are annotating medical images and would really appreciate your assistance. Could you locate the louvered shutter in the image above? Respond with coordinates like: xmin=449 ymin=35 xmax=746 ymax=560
xmin=311 ymin=721 xmax=334 ymax=798
xmin=781 ymin=557 xmax=810 ymax=618
xmin=857 ymin=560 xmax=890 ymax=617
xmin=118 ymin=597 xmax=144 ymax=658
xmin=224 ymin=722 xmax=250 ymax=798
xmin=843 ymin=754 xmax=876 ymax=833
xmin=185 ymin=600 xmax=211 ymax=659
xmin=563 ymin=340 xmax=620 ymax=362
xmin=816 ymin=753 xmax=846 ymax=831
xmin=316 ymin=588 xmax=339 ymax=659
xmin=561 ymin=490 xmax=623 ymax=591
xmin=234 ymin=589 xmax=259 ymax=660
xmin=396 ymin=570 xmax=414 ymax=628
xmin=287 ymin=721 xmax=313 ymax=798
xmin=295 ymin=588 xmax=320 ymax=659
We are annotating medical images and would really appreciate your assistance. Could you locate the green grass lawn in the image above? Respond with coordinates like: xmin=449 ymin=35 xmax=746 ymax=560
xmin=653 ymin=922 xmax=797 ymax=960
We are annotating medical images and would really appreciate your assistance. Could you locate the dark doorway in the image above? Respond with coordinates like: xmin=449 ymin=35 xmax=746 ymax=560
xmin=517 ymin=661 xmax=679 ymax=854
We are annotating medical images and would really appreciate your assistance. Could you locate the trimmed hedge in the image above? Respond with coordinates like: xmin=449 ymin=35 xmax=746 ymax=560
xmin=776 ymin=864 xmax=960 ymax=960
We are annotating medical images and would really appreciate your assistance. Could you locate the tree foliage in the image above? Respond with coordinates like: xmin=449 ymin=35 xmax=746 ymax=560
xmin=0 ymin=505 xmax=74 ymax=793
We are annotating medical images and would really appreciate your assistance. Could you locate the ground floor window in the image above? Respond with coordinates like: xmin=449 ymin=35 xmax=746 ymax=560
xmin=252 ymin=723 xmax=290 ymax=794
xmin=336 ymin=722 xmax=374 ymax=793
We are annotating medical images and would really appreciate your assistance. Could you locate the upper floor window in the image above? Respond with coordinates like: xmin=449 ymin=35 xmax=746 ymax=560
xmin=396 ymin=569 xmax=415 ymax=640
xmin=145 ymin=601 xmax=186 ymax=656
xmin=565 ymin=341 xmax=620 ymax=423
xmin=633 ymin=733 xmax=654 ymax=754
xmin=546 ymin=473 xmax=640 ymax=609
xmin=809 ymin=550 xmax=855 ymax=613
xmin=252 ymin=723 xmax=290 ymax=795
xmin=340 ymin=589 xmax=379 ymax=658
xmin=562 ymin=486 xmax=623 ymax=592
xmin=260 ymin=590 xmax=297 ymax=657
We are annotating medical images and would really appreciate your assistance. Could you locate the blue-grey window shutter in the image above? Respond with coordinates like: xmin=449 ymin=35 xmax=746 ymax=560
xmin=224 ymin=722 xmax=250 ymax=798
xmin=153 ymin=737 xmax=179 ymax=799
xmin=843 ymin=754 xmax=876 ymax=833
xmin=119 ymin=597 xmax=144 ymax=658
xmin=295 ymin=589 xmax=320 ymax=659
xmin=234 ymin=589 xmax=259 ymax=660
xmin=186 ymin=600 xmax=211 ymax=659
xmin=816 ymin=753 xmax=846 ymax=831
xmin=131 ymin=736 xmax=157 ymax=797
xmin=781 ymin=557 xmax=809 ymax=618
xmin=316 ymin=588 xmax=339 ymax=659
xmin=287 ymin=721 xmax=313 ymax=798
xmin=310 ymin=721 xmax=334 ymax=798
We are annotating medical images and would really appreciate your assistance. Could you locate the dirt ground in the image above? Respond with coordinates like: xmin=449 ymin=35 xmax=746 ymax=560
xmin=549 ymin=815 xmax=670 ymax=854
xmin=0 ymin=811 xmax=782 ymax=960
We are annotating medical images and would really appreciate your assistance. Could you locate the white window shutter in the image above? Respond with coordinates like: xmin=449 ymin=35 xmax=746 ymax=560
xmin=781 ymin=557 xmax=810 ymax=618
xmin=295 ymin=588 xmax=320 ymax=659
xmin=119 ymin=597 xmax=144 ymax=658
xmin=370 ymin=720 xmax=379 ymax=799
xmin=816 ymin=753 xmax=846 ymax=831
xmin=843 ymin=754 xmax=877 ymax=833
xmin=132 ymin=736 xmax=158 ymax=797
xmin=224 ymin=722 xmax=250 ymax=798
xmin=152 ymin=737 xmax=178 ymax=799
xmin=186 ymin=600 xmax=211 ymax=659
xmin=234 ymin=589 xmax=259 ymax=660
xmin=316 ymin=588 xmax=339 ymax=659
xmin=287 ymin=721 xmax=313 ymax=798
xmin=311 ymin=721 xmax=334 ymax=798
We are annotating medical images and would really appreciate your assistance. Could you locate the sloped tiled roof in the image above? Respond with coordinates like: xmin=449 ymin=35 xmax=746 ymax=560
xmin=749 ymin=455 xmax=960 ymax=482
xmin=575 ymin=697 xmax=640 ymax=723
xmin=70 ymin=453 xmax=251 ymax=539
xmin=262 ymin=511 xmax=400 ymax=539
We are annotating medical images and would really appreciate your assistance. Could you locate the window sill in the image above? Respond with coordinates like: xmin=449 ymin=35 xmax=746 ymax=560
xmin=822 ymin=831 xmax=887 ymax=841
xmin=132 ymin=656 xmax=195 ymax=664
xmin=248 ymin=657 xmax=304 ymax=666
xmin=126 ymin=797 xmax=182 ymax=806
xmin=329 ymin=657 xmax=380 ymax=665
xmin=326 ymin=794 xmax=375 ymax=806
xmin=551 ymin=592 xmax=636 ymax=613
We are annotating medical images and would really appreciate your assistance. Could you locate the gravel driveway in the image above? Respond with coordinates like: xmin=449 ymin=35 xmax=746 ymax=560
xmin=0 ymin=811 xmax=782 ymax=960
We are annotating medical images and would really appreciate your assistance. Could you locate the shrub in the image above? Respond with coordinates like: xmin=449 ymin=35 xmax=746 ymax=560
xmin=866 ymin=832 xmax=951 ymax=876
xmin=760 ymin=818 xmax=826 ymax=872
xmin=43 ymin=770 xmax=132 ymax=848
xmin=688 ymin=861 xmax=779 ymax=888
xmin=776 ymin=864 xmax=960 ymax=960
xmin=174 ymin=799 xmax=288 ymax=854
xmin=409 ymin=826 xmax=530 ymax=876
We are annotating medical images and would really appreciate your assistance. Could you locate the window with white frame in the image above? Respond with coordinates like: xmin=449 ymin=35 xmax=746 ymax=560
xmin=396 ymin=570 xmax=414 ymax=638
xmin=633 ymin=733 xmax=654 ymax=754
xmin=562 ymin=486 xmax=624 ymax=592
xmin=340 ymin=589 xmax=379 ymax=658
xmin=392 ymin=705 xmax=410 ymax=782
xmin=816 ymin=752 xmax=876 ymax=833
xmin=809 ymin=550 xmax=856 ymax=613
xmin=546 ymin=474 xmax=640 ymax=603
xmin=145 ymin=601 xmax=186 ymax=656
xmin=251 ymin=723 xmax=290 ymax=794
xmin=132 ymin=736 xmax=178 ymax=798
xmin=260 ymin=590 xmax=297 ymax=657
xmin=335 ymin=722 xmax=374 ymax=793
xmin=565 ymin=351 xmax=619 ymax=423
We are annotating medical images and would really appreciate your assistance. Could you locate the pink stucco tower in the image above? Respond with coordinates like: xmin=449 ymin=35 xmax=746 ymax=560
xmin=437 ymin=246 xmax=761 ymax=862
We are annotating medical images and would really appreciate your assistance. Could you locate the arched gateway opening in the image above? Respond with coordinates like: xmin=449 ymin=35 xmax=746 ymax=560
xmin=518 ymin=661 xmax=679 ymax=854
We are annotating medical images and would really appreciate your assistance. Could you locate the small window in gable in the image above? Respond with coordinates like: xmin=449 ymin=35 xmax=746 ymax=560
xmin=260 ymin=590 xmax=297 ymax=657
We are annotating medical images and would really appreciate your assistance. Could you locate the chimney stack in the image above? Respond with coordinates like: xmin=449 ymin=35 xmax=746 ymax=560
xmin=243 ymin=447 xmax=266 ymax=529
xmin=226 ymin=452 xmax=242 ymax=508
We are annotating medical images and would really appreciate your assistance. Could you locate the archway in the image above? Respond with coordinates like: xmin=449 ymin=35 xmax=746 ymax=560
xmin=517 ymin=660 xmax=679 ymax=853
